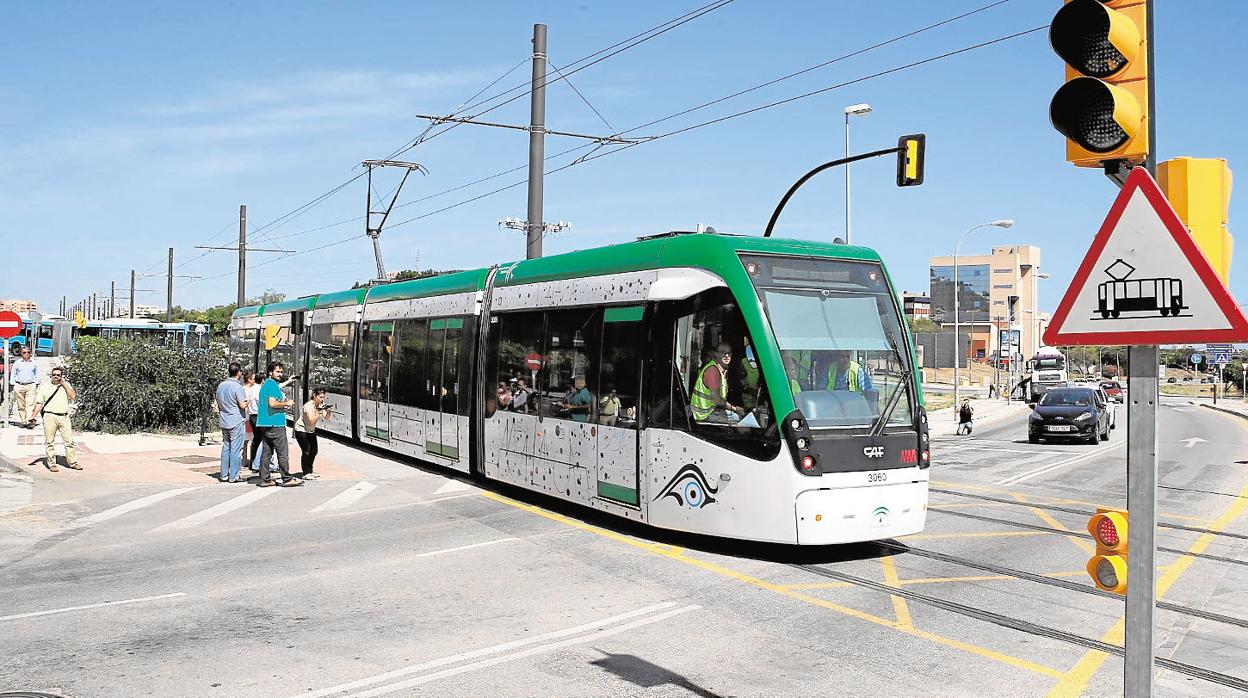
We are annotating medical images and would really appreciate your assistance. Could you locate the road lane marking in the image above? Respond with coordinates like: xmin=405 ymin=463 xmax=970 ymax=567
xmin=310 ymin=482 xmax=378 ymax=513
xmin=293 ymin=602 xmax=685 ymax=698
xmin=150 ymin=487 xmax=278 ymax=533
xmin=480 ymin=491 xmax=1065 ymax=680
xmin=71 ymin=487 xmax=203 ymax=527
xmin=0 ymin=592 xmax=186 ymax=622
xmin=933 ymin=480 xmax=1211 ymax=523
xmin=879 ymin=556 xmax=913 ymax=630
xmin=994 ymin=441 xmax=1127 ymax=486
xmin=413 ymin=538 xmax=518 ymax=558
xmin=341 ymin=605 xmax=701 ymax=697
xmin=1047 ymin=475 xmax=1248 ymax=696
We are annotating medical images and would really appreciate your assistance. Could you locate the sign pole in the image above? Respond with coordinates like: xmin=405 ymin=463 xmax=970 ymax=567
xmin=2 ymin=349 xmax=8 ymax=432
xmin=1125 ymin=345 xmax=1157 ymax=697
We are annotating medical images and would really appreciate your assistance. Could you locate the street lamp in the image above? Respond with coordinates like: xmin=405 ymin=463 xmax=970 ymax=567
xmin=844 ymin=103 xmax=872 ymax=244
xmin=954 ymin=219 xmax=1014 ymax=410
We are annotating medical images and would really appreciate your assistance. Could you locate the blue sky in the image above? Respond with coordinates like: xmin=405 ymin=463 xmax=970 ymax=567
xmin=3 ymin=1 xmax=1245 ymax=316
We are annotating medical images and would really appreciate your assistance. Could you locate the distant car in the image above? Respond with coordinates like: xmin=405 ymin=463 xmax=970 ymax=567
xmin=1100 ymin=380 xmax=1124 ymax=403
xmin=1167 ymin=377 xmax=1178 ymax=383
xmin=1029 ymin=387 xmax=1111 ymax=445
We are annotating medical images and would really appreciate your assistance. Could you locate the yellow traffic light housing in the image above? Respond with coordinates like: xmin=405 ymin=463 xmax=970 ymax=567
xmin=896 ymin=134 xmax=925 ymax=187
xmin=1159 ymin=157 xmax=1235 ymax=285
xmin=1087 ymin=508 xmax=1129 ymax=594
xmin=1049 ymin=0 xmax=1150 ymax=168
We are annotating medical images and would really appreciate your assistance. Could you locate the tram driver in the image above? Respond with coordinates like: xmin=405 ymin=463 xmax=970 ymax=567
xmin=825 ymin=350 xmax=873 ymax=394
xmin=691 ymin=343 xmax=747 ymax=425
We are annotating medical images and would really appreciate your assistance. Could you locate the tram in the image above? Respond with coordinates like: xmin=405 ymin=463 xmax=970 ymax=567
xmin=228 ymin=232 xmax=929 ymax=544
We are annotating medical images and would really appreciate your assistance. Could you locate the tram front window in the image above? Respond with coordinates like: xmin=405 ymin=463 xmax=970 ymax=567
xmin=742 ymin=255 xmax=915 ymax=431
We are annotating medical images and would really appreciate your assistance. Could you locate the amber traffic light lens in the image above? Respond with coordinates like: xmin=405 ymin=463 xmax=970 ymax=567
xmin=1050 ymin=78 xmax=1132 ymax=153
xmin=1095 ymin=557 xmax=1119 ymax=589
xmin=1050 ymin=0 xmax=1139 ymax=78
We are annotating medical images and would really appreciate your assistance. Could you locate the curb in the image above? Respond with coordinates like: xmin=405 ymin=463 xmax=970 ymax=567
xmin=1195 ymin=402 xmax=1248 ymax=421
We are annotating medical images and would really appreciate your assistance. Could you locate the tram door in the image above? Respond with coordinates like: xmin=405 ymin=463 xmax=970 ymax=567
xmin=595 ymin=307 xmax=643 ymax=507
xmin=363 ymin=322 xmax=394 ymax=441
xmin=426 ymin=318 xmax=463 ymax=460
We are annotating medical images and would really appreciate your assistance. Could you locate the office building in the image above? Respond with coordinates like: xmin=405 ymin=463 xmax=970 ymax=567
xmin=928 ymin=245 xmax=1046 ymax=362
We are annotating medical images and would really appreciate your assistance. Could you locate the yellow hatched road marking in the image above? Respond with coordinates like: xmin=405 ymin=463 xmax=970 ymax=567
xmin=901 ymin=571 xmax=1087 ymax=586
xmin=1010 ymin=492 xmax=1096 ymax=555
xmin=482 ymin=491 xmax=1064 ymax=680
xmin=879 ymin=556 xmax=913 ymax=630
xmin=1046 ymin=478 xmax=1248 ymax=696
xmin=900 ymin=530 xmax=1047 ymax=540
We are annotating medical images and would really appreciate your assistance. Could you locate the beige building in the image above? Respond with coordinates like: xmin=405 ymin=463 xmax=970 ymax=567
xmin=0 ymin=299 xmax=37 ymax=313
xmin=929 ymin=245 xmax=1048 ymax=363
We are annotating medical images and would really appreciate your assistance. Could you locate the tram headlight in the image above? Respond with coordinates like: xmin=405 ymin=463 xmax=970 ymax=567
xmin=796 ymin=437 xmax=809 ymax=450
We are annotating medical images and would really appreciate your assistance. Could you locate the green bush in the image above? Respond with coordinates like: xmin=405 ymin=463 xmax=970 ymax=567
xmin=66 ymin=337 xmax=227 ymax=433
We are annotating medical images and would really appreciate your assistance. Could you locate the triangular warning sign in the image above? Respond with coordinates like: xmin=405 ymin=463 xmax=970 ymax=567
xmin=1045 ymin=167 xmax=1248 ymax=346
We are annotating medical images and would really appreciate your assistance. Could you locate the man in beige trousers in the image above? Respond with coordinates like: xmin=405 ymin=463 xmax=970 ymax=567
xmin=33 ymin=367 xmax=78 ymax=472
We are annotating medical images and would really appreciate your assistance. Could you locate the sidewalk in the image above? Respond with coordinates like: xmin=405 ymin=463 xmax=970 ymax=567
xmin=0 ymin=422 xmax=363 ymax=485
xmin=1189 ymin=398 xmax=1248 ymax=421
xmin=927 ymin=397 xmax=1027 ymax=436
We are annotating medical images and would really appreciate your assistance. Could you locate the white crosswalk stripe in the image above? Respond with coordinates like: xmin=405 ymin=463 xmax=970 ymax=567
xmin=72 ymin=487 xmax=202 ymax=528
xmin=150 ymin=487 xmax=278 ymax=533
xmin=311 ymin=481 xmax=378 ymax=513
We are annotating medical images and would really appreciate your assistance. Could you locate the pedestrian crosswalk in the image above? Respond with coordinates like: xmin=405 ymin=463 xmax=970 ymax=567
xmin=48 ymin=478 xmax=479 ymax=538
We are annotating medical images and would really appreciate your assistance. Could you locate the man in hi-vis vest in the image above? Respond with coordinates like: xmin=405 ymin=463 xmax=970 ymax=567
xmin=691 ymin=343 xmax=745 ymax=424
xmin=826 ymin=350 xmax=873 ymax=394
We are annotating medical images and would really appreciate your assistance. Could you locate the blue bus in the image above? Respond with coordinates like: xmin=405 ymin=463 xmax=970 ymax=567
xmin=6 ymin=316 xmax=210 ymax=356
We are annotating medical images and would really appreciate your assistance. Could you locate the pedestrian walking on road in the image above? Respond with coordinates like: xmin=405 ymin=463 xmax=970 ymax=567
xmin=254 ymin=362 xmax=301 ymax=487
xmin=957 ymin=399 xmax=975 ymax=436
xmin=215 ymin=362 xmax=249 ymax=483
xmin=294 ymin=388 xmax=331 ymax=480
xmin=33 ymin=367 xmax=78 ymax=471
xmin=9 ymin=347 xmax=41 ymax=428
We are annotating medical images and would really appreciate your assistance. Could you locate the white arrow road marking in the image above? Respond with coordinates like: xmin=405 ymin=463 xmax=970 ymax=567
xmin=1181 ymin=437 xmax=1208 ymax=448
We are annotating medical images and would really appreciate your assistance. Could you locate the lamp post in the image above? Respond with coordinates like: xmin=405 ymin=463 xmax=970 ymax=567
xmin=843 ymin=103 xmax=872 ymax=244
xmin=954 ymin=219 xmax=1014 ymax=410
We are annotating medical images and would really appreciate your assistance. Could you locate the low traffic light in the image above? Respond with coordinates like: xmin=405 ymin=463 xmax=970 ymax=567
xmin=1049 ymin=0 xmax=1150 ymax=169
xmin=896 ymin=134 xmax=925 ymax=187
xmin=1087 ymin=508 xmax=1128 ymax=594
xmin=1159 ymin=157 xmax=1235 ymax=285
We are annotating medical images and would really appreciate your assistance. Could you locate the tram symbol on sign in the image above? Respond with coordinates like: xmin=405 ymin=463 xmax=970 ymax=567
xmin=1094 ymin=258 xmax=1187 ymax=320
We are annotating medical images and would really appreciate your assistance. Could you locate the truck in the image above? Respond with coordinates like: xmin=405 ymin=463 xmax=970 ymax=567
xmin=1026 ymin=346 xmax=1068 ymax=403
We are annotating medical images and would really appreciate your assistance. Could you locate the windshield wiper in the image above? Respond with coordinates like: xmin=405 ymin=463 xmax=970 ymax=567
xmin=871 ymin=331 xmax=914 ymax=437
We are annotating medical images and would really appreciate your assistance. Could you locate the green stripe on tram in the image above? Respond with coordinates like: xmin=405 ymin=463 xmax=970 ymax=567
xmin=604 ymin=306 xmax=644 ymax=323
xmin=425 ymin=441 xmax=460 ymax=459
xmin=368 ymin=322 xmax=394 ymax=332
xmin=596 ymin=481 xmax=640 ymax=505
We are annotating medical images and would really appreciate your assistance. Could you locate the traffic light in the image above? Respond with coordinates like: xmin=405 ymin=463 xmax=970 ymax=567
xmin=1159 ymin=157 xmax=1234 ymax=285
xmin=1049 ymin=0 xmax=1150 ymax=168
xmin=1087 ymin=508 xmax=1128 ymax=594
xmin=896 ymin=134 xmax=925 ymax=187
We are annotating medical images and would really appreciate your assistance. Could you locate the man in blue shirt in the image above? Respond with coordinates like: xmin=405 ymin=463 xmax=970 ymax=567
xmin=255 ymin=362 xmax=301 ymax=487
xmin=9 ymin=346 xmax=41 ymax=428
xmin=214 ymin=363 xmax=249 ymax=483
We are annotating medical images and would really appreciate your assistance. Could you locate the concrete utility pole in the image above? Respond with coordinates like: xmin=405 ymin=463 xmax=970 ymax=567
xmin=525 ymin=23 xmax=548 ymax=260
xmin=90 ymin=293 xmax=97 ymax=320
xmin=110 ymin=282 xmax=116 ymax=318
xmin=166 ymin=248 xmax=174 ymax=321
xmin=129 ymin=270 xmax=136 ymax=320
xmin=238 ymin=205 xmax=247 ymax=307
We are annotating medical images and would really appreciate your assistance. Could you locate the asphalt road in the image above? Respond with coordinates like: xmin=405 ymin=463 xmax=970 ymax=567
xmin=1 ymin=401 xmax=1247 ymax=697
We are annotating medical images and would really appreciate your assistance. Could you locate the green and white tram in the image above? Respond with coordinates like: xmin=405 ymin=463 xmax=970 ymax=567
xmin=228 ymin=232 xmax=929 ymax=544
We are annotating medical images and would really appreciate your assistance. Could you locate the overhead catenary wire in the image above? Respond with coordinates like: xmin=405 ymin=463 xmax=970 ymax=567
xmin=183 ymin=12 xmax=1041 ymax=291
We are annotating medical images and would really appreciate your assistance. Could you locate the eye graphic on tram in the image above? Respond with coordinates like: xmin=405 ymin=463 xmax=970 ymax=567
xmin=655 ymin=464 xmax=719 ymax=509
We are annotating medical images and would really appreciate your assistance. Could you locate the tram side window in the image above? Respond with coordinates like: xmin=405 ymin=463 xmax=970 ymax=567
xmin=540 ymin=309 xmax=600 ymax=422
xmin=598 ymin=307 xmax=643 ymax=428
xmin=429 ymin=317 xmax=471 ymax=416
xmin=391 ymin=318 xmax=429 ymax=409
xmin=230 ymin=328 xmax=257 ymax=367
xmin=647 ymin=288 xmax=778 ymax=459
xmin=308 ymin=322 xmax=355 ymax=398
xmin=492 ymin=311 xmax=545 ymax=415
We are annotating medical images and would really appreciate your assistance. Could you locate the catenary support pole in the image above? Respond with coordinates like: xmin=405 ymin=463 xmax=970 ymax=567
xmin=237 ymin=205 xmax=247 ymax=308
xmin=129 ymin=270 xmax=135 ymax=320
xmin=1125 ymin=3 xmax=1158 ymax=694
xmin=525 ymin=23 xmax=547 ymax=260
xmin=166 ymin=248 xmax=174 ymax=321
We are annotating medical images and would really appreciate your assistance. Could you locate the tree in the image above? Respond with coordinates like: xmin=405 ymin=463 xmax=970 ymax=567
xmin=907 ymin=317 xmax=940 ymax=333
xmin=247 ymin=289 xmax=285 ymax=306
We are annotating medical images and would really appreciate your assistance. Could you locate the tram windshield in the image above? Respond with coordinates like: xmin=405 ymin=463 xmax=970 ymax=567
xmin=742 ymin=254 xmax=915 ymax=431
